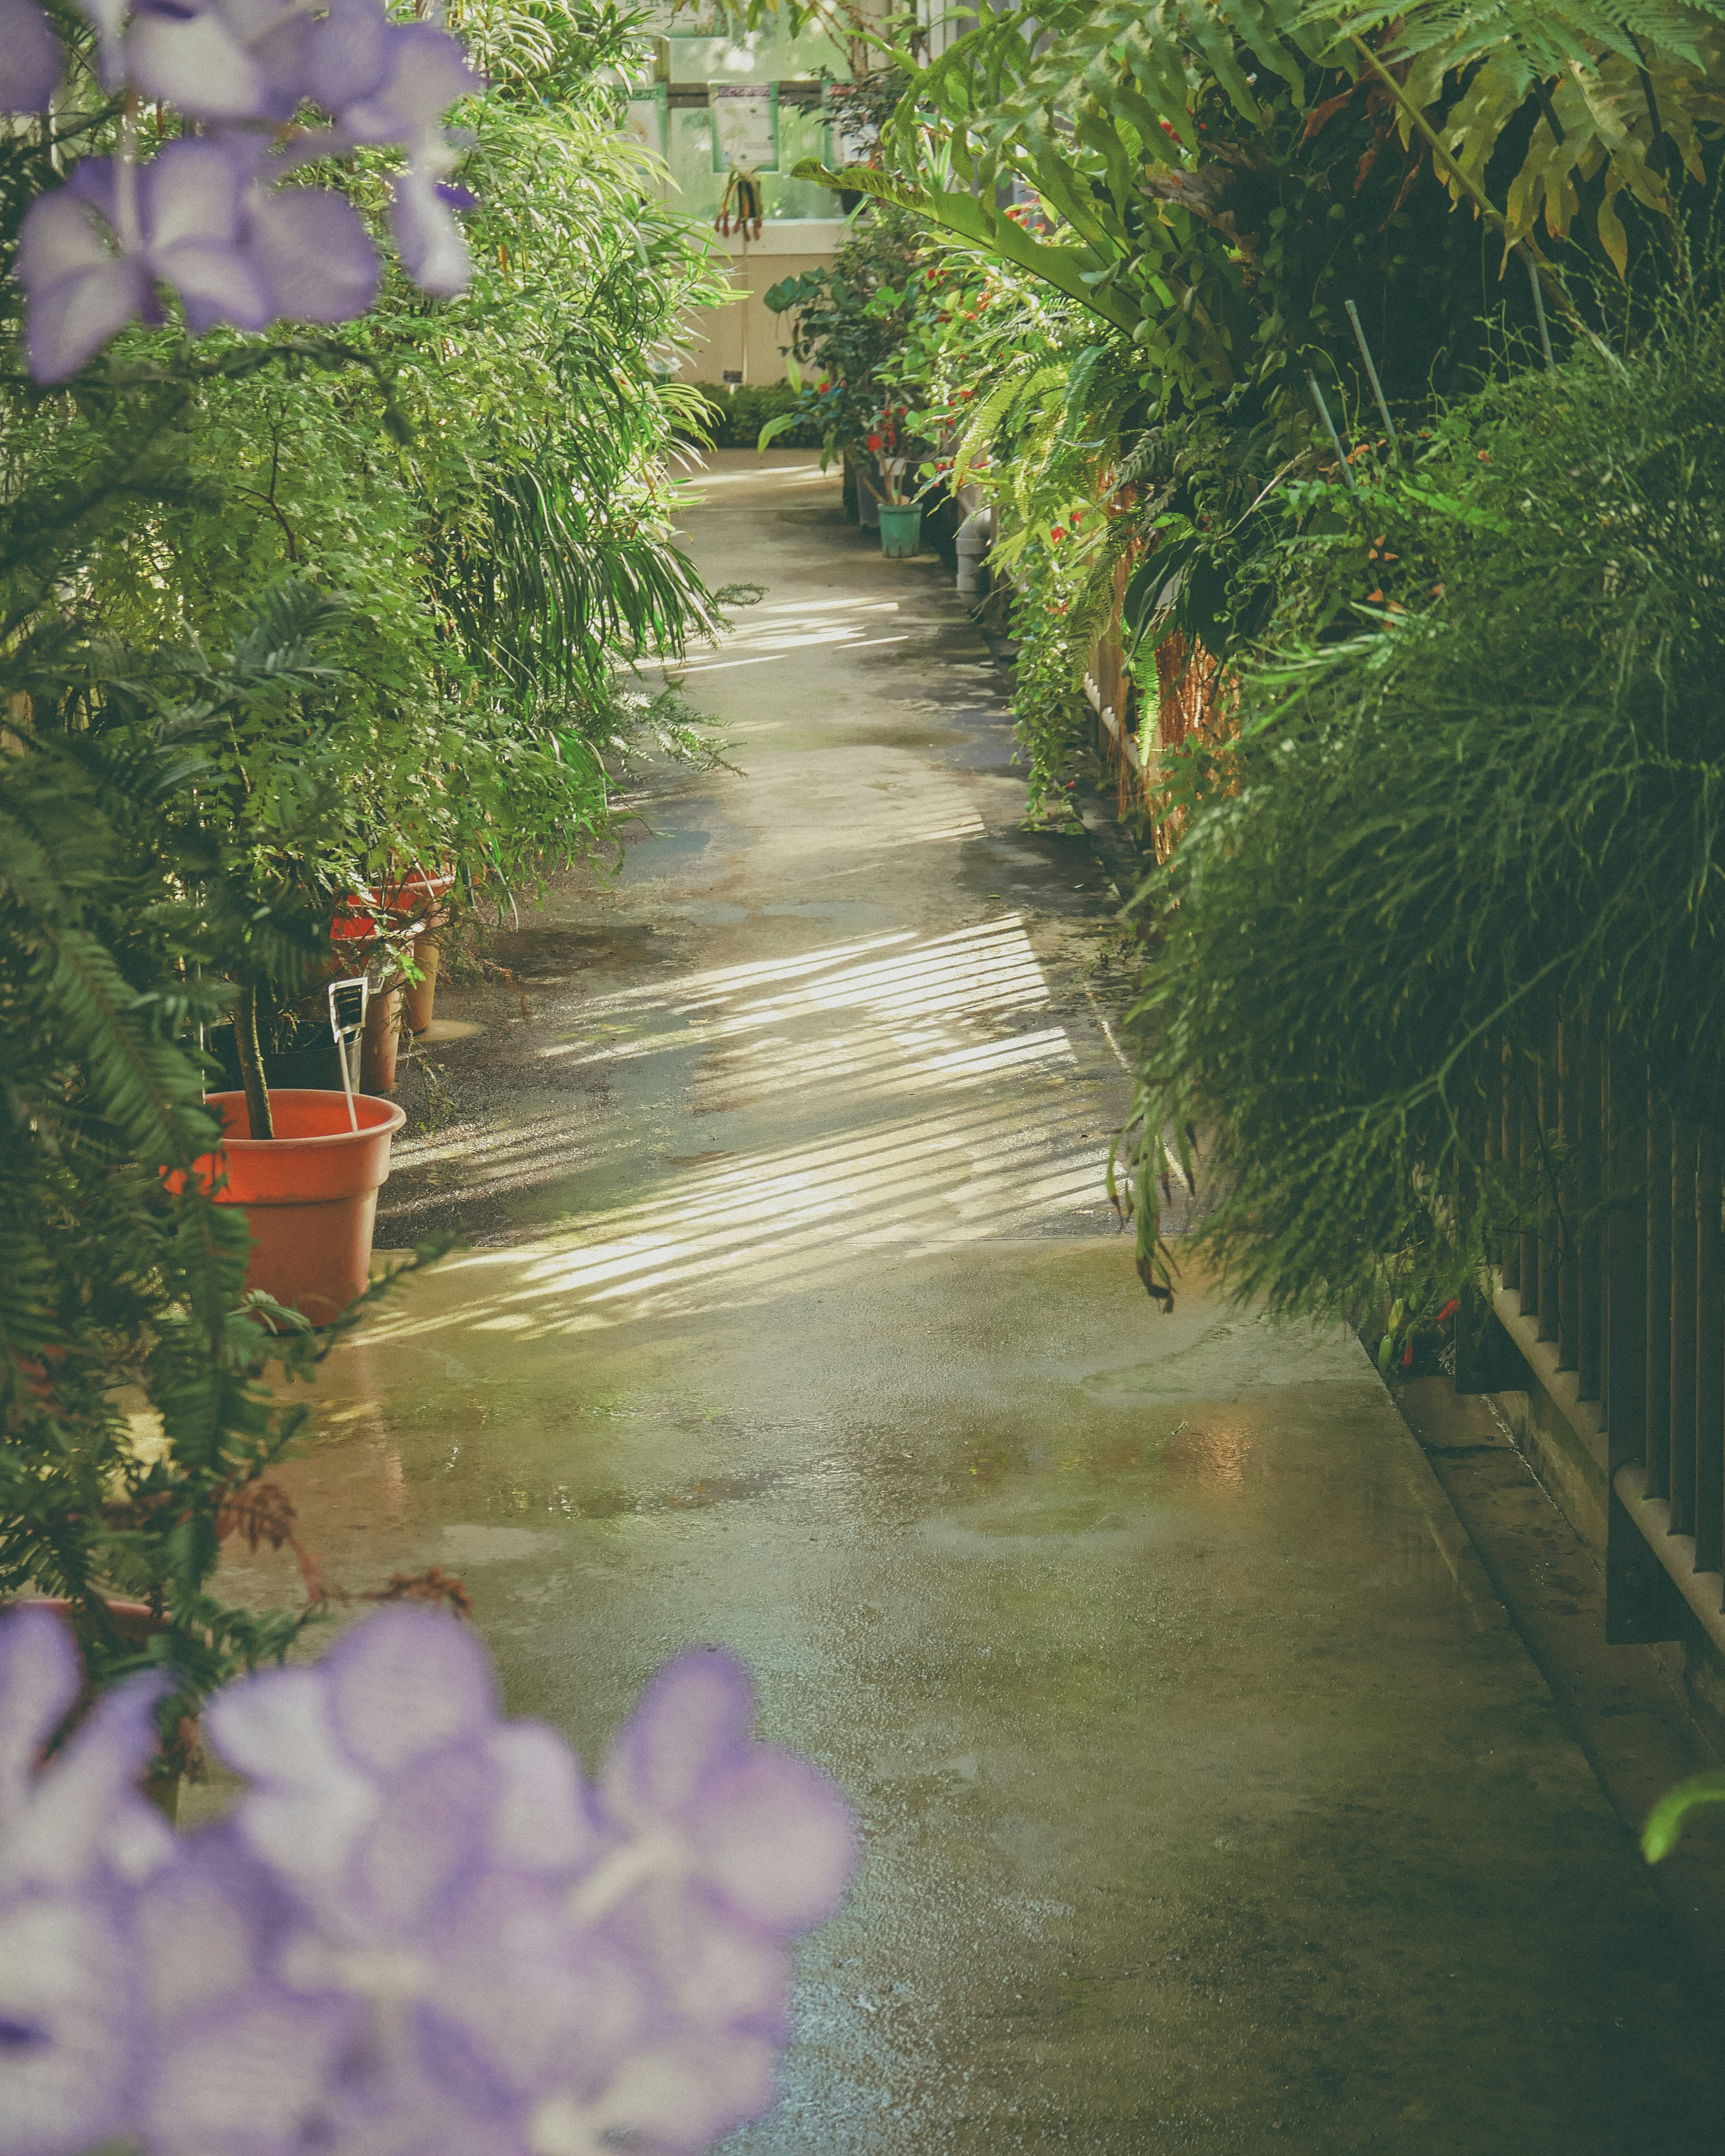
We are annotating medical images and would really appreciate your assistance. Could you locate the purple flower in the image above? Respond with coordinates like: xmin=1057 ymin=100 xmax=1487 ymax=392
xmin=204 ymin=1615 xmax=858 ymax=2155
xmin=0 ymin=1606 xmax=175 ymax=2156
xmin=18 ymin=137 xmax=276 ymax=382
xmin=334 ymin=21 xmax=484 ymax=297
xmin=204 ymin=1606 xmax=603 ymax=1943
xmin=0 ymin=1606 xmax=859 ymax=2156
xmin=134 ymin=1826 xmax=362 ymax=2156
xmin=245 ymin=184 xmax=381 ymax=327
xmin=122 ymin=0 xmax=312 ymax=121
xmin=584 ymin=1647 xmax=860 ymax=1941
xmin=0 ymin=0 xmax=62 ymax=113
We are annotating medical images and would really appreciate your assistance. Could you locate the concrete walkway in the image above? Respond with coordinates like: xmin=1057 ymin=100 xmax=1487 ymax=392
xmin=233 ymin=454 xmax=1722 ymax=2152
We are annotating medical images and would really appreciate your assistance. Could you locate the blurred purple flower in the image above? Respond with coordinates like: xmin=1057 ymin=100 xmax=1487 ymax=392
xmin=0 ymin=1607 xmax=858 ymax=2156
xmin=18 ymin=137 xmax=276 ymax=382
xmin=584 ymin=1646 xmax=860 ymax=1940
xmin=122 ymin=0 xmax=312 ymax=122
xmin=0 ymin=1606 xmax=174 ymax=2156
xmin=0 ymin=0 xmax=62 ymax=113
xmin=205 ymin=1606 xmax=603 ymax=1943
xmin=206 ymin=1616 xmax=858 ymax=2153
xmin=336 ymin=21 xmax=484 ymax=297
xmin=134 ymin=1825 xmax=362 ymax=2156
xmin=245 ymin=185 xmax=382 ymax=327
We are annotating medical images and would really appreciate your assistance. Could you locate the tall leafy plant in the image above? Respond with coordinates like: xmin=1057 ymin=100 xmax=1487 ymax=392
xmin=0 ymin=0 xmax=730 ymax=1732
xmin=1122 ymin=293 xmax=1725 ymax=1318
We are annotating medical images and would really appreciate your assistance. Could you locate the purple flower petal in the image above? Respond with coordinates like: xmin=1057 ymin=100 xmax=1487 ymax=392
xmin=326 ymin=1609 xmax=498 ymax=1777
xmin=689 ymin=1748 xmax=859 ymax=1937
xmin=389 ymin=162 xmax=472 ymax=298
xmin=126 ymin=2 xmax=279 ymax=121
xmin=203 ymin=1666 xmax=380 ymax=1898
xmin=0 ymin=1892 xmax=137 ymax=2156
xmin=0 ymin=1612 xmax=178 ymax=2156
xmin=416 ymin=1871 xmax=651 ymax=2112
xmin=482 ymin=1722 xmax=604 ymax=1876
xmin=0 ymin=0 xmax=62 ymax=113
xmin=602 ymin=1650 xmax=756 ymax=1825
xmin=246 ymin=186 xmax=380 ymax=326
xmin=302 ymin=0 xmax=392 ymax=113
xmin=17 ymin=190 xmax=146 ymax=384
xmin=338 ymin=1741 xmax=493 ymax=1936
xmin=606 ymin=1889 xmax=792 ymax=2044
xmin=534 ymin=2033 xmax=779 ymax=2156
xmin=136 ymin=1828 xmax=363 ymax=2156
xmin=0 ymin=1662 xmax=175 ymax=1895
xmin=144 ymin=137 xmax=274 ymax=333
xmin=0 ymin=1610 xmax=80 ymax=1832
xmin=142 ymin=1988 xmax=357 ymax=2156
xmin=339 ymin=22 xmax=482 ymax=144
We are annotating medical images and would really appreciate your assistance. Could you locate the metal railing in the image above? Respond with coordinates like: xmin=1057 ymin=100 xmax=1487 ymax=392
xmin=1474 ymin=1028 xmax=1725 ymax=1654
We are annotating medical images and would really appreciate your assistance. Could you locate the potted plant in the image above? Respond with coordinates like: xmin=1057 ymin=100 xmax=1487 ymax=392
xmin=874 ymin=455 xmax=926 ymax=557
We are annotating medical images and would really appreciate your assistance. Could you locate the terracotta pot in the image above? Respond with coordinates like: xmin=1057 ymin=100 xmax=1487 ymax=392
xmin=190 ymin=1089 xmax=407 ymax=1325
xmin=378 ymin=870 xmax=454 ymax=917
xmin=361 ymin=985 xmax=403 ymax=1093
xmin=404 ymin=932 xmax=440 ymax=1034
xmin=329 ymin=871 xmax=454 ymax=951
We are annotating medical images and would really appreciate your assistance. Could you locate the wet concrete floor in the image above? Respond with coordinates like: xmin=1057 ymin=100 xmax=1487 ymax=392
xmin=230 ymin=455 xmax=1725 ymax=2152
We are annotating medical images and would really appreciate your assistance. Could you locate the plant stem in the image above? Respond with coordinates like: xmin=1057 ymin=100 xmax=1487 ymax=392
xmin=235 ymin=983 xmax=275 ymax=1141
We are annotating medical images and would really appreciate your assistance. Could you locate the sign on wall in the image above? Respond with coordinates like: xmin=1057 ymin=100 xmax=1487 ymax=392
xmin=622 ymin=83 xmax=668 ymax=158
xmin=709 ymin=82 xmax=778 ymax=172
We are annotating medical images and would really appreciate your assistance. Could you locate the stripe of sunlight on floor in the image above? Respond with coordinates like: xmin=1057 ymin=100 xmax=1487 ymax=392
xmin=373 ymin=916 xmax=1115 ymax=1336
xmin=673 ymin=596 xmax=903 ymax=676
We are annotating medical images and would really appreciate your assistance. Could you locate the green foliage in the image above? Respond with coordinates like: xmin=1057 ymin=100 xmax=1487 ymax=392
xmin=1644 ymin=1767 xmax=1725 ymax=1861
xmin=867 ymin=0 xmax=1724 ymax=366
xmin=761 ymin=208 xmax=930 ymax=457
xmin=0 ymin=584 xmax=454 ymax=1728
xmin=0 ymin=0 xmax=733 ymax=1718
xmin=1124 ymin=296 xmax=1725 ymax=1318
xmin=681 ymin=380 xmax=823 ymax=449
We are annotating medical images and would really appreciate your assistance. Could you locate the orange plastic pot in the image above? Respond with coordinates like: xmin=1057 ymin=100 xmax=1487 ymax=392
xmin=190 ymin=1090 xmax=407 ymax=1325
xmin=360 ymin=987 xmax=403 ymax=1094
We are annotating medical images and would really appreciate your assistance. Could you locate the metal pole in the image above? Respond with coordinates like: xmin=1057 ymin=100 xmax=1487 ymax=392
xmin=1344 ymin=299 xmax=1398 ymax=454
xmin=1525 ymin=249 xmax=1553 ymax=369
xmin=1306 ymin=373 xmax=1357 ymax=494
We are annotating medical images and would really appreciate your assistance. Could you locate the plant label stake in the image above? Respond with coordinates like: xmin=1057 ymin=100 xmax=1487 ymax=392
xmin=1524 ymin=249 xmax=1554 ymax=370
xmin=1344 ymin=301 xmax=1398 ymax=456
xmin=327 ymin=976 xmax=368 ymax=1131
xmin=1306 ymin=374 xmax=1358 ymax=495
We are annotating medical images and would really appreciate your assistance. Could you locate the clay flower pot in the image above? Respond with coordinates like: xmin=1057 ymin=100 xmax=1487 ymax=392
xmin=191 ymin=1089 xmax=407 ymax=1325
xmin=360 ymin=986 xmax=404 ymax=1094
xmin=403 ymin=932 xmax=441 ymax=1034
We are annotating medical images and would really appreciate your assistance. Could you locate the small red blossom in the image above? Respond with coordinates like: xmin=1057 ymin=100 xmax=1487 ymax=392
xmin=1050 ymin=526 xmax=1066 ymax=542
xmin=867 ymin=433 xmax=882 ymax=451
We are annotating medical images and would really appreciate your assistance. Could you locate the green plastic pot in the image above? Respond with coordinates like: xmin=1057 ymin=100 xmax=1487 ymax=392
xmin=878 ymin=503 xmax=923 ymax=559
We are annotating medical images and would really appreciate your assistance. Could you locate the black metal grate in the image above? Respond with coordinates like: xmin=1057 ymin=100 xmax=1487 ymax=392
xmin=1481 ymin=1030 xmax=1725 ymax=1644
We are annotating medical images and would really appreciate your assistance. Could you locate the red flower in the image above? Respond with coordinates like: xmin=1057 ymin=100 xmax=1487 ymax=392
xmin=1050 ymin=526 xmax=1066 ymax=542
xmin=867 ymin=433 xmax=882 ymax=451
